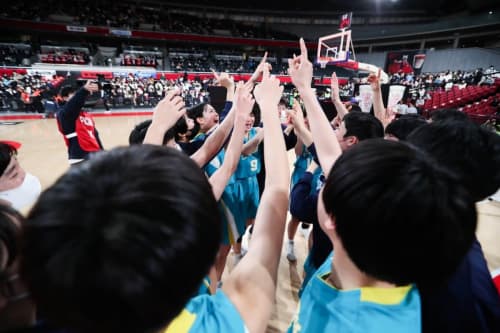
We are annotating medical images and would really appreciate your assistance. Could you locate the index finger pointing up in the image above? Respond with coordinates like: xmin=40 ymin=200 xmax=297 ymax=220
xmin=260 ymin=51 xmax=268 ymax=65
xmin=262 ymin=64 xmax=270 ymax=80
xmin=300 ymin=38 xmax=308 ymax=60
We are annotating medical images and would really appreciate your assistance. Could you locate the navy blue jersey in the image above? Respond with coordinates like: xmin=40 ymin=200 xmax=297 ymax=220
xmin=420 ymin=239 xmax=500 ymax=333
xmin=290 ymin=171 xmax=331 ymax=269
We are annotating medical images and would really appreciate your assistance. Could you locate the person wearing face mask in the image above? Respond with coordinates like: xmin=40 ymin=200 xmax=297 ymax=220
xmin=0 ymin=142 xmax=41 ymax=212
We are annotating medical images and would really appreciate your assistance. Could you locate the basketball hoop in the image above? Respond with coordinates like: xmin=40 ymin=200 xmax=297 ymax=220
xmin=318 ymin=57 xmax=332 ymax=69
xmin=316 ymin=13 xmax=390 ymax=83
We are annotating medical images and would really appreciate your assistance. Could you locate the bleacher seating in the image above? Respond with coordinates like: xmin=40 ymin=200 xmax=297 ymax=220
xmin=0 ymin=43 xmax=32 ymax=66
xmin=120 ymin=47 xmax=163 ymax=69
xmin=458 ymin=92 xmax=500 ymax=123
xmin=39 ymin=46 xmax=90 ymax=65
xmin=422 ymin=85 xmax=498 ymax=116
xmin=169 ymin=51 xmax=210 ymax=72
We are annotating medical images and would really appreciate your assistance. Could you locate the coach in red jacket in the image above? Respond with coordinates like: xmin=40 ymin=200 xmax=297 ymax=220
xmin=57 ymin=81 xmax=104 ymax=165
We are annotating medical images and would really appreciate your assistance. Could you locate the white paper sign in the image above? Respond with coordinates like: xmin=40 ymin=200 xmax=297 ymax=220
xmin=388 ymin=85 xmax=406 ymax=109
xmin=358 ymin=85 xmax=373 ymax=113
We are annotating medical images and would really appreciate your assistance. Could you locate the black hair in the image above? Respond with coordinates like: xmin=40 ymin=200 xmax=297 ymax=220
xmin=187 ymin=102 xmax=208 ymax=137
xmin=128 ymin=118 xmax=188 ymax=145
xmin=59 ymin=85 xmax=76 ymax=98
xmin=0 ymin=203 xmax=22 ymax=271
xmin=343 ymin=111 xmax=384 ymax=141
xmin=322 ymin=139 xmax=476 ymax=289
xmin=0 ymin=143 xmax=17 ymax=177
xmin=128 ymin=120 xmax=152 ymax=145
xmin=251 ymin=102 xmax=261 ymax=127
xmin=430 ymin=108 xmax=469 ymax=123
xmin=350 ymin=104 xmax=362 ymax=113
xmin=385 ymin=115 xmax=427 ymax=141
xmin=407 ymin=120 xmax=500 ymax=201
xmin=21 ymin=145 xmax=221 ymax=333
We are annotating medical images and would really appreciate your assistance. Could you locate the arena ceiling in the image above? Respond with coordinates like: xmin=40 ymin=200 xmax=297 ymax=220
xmin=156 ymin=0 xmax=499 ymax=15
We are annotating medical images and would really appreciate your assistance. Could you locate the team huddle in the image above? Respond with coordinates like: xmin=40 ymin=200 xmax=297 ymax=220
xmin=0 ymin=39 xmax=499 ymax=333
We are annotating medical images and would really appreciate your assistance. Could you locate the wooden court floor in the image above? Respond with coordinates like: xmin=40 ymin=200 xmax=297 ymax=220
xmin=1 ymin=116 xmax=499 ymax=332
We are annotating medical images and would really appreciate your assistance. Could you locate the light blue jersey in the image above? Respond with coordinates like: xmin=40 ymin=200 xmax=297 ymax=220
xmin=235 ymin=127 xmax=261 ymax=179
xmin=289 ymin=254 xmax=421 ymax=333
xmin=291 ymin=145 xmax=313 ymax=188
xmin=205 ymin=150 xmax=242 ymax=245
xmin=205 ymin=149 xmax=233 ymax=182
xmin=164 ymin=290 xmax=247 ymax=333
xmin=233 ymin=127 xmax=261 ymax=221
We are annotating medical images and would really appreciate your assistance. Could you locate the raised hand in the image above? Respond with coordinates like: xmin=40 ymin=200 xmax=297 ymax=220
xmin=212 ymin=70 xmax=235 ymax=90
xmin=330 ymin=72 xmax=340 ymax=102
xmin=288 ymin=38 xmax=313 ymax=91
xmin=151 ymin=89 xmax=186 ymax=132
xmin=287 ymin=98 xmax=306 ymax=130
xmin=213 ymin=70 xmax=236 ymax=102
xmin=288 ymin=39 xmax=342 ymax=174
xmin=367 ymin=68 xmax=382 ymax=91
xmin=232 ymin=81 xmax=250 ymax=111
xmin=234 ymin=81 xmax=255 ymax=126
xmin=250 ymin=52 xmax=273 ymax=83
xmin=83 ymin=80 xmax=99 ymax=93
xmin=253 ymin=67 xmax=284 ymax=108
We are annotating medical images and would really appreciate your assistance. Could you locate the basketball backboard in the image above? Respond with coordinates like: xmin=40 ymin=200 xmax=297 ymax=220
xmin=317 ymin=30 xmax=352 ymax=68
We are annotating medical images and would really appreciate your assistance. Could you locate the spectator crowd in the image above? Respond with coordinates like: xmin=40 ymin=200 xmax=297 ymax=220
xmin=0 ymin=0 xmax=298 ymax=40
